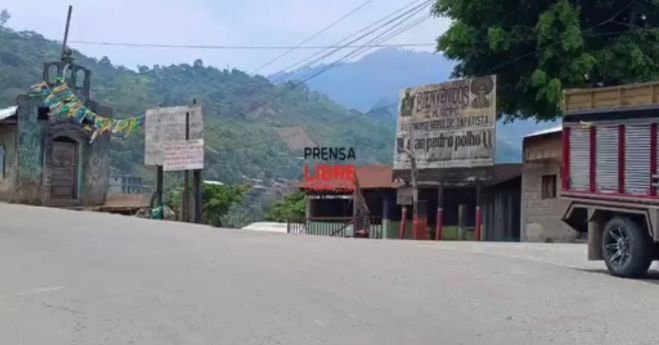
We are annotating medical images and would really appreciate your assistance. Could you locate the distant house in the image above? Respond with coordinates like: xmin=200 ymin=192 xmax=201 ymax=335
xmin=0 ymin=51 xmax=112 ymax=206
xmin=298 ymin=165 xmax=395 ymax=238
xmin=108 ymin=173 xmax=151 ymax=194
xmin=521 ymin=126 xmax=580 ymax=242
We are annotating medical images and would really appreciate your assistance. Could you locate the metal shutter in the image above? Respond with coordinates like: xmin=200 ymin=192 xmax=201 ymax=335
xmin=570 ymin=126 xmax=591 ymax=191
xmin=625 ymin=124 xmax=651 ymax=195
xmin=596 ymin=125 xmax=619 ymax=192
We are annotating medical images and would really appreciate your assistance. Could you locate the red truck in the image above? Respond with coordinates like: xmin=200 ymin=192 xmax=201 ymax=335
xmin=562 ymin=81 xmax=659 ymax=278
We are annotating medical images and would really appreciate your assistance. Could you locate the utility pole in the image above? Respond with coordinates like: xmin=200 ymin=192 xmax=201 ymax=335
xmin=61 ymin=6 xmax=73 ymax=58
xmin=192 ymin=99 xmax=202 ymax=224
xmin=401 ymin=128 xmax=425 ymax=240
xmin=183 ymin=110 xmax=190 ymax=222
xmin=352 ymin=175 xmax=370 ymax=238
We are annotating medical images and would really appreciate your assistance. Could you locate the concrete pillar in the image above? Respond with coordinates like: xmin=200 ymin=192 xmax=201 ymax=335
xmin=305 ymin=195 xmax=311 ymax=218
xmin=382 ymin=193 xmax=391 ymax=239
xmin=458 ymin=204 xmax=467 ymax=240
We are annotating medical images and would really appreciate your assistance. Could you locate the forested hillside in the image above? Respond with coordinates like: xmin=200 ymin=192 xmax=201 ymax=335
xmin=0 ymin=27 xmax=395 ymax=187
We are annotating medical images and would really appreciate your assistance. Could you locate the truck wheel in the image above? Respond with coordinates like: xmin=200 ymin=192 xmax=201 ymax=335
xmin=602 ymin=217 xmax=653 ymax=278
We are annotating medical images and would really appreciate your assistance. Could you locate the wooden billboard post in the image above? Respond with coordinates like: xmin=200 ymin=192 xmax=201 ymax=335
xmin=183 ymin=111 xmax=191 ymax=222
xmin=475 ymin=183 xmax=483 ymax=241
xmin=435 ymin=183 xmax=444 ymax=240
xmin=156 ymin=166 xmax=164 ymax=219
xmin=145 ymin=102 xmax=204 ymax=222
xmin=192 ymin=99 xmax=202 ymax=224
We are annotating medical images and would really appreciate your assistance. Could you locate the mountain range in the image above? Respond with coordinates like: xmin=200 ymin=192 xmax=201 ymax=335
xmin=0 ymin=24 xmax=558 ymax=226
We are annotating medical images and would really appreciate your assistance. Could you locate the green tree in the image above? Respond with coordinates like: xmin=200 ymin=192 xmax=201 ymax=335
xmin=202 ymin=184 xmax=250 ymax=226
xmin=433 ymin=0 xmax=659 ymax=120
xmin=265 ymin=190 xmax=306 ymax=222
xmin=167 ymin=183 xmax=249 ymax=227
xmin=0 ymin=9 xmax=9 ymax=27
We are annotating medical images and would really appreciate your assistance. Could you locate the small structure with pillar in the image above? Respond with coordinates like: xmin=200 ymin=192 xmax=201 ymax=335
xmin=0 ymin=49 xmax=112 ymax=206
xmin=298 ymin=165 xmax=398 ymax=238
xmin=393 ymin=164 xmax=522 ymax=241
xmin=297 ymin=164 xmax=521 ymax=240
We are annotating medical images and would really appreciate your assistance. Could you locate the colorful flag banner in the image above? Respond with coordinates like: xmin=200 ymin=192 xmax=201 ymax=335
xmin=30 ymin=81 xmax=144 ymax=143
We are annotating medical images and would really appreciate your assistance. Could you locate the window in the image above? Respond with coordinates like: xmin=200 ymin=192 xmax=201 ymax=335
xmin=541 ymin=174 xmax=557 ymax=199
xmin=37 ymin=107 xmax=50 ymax=120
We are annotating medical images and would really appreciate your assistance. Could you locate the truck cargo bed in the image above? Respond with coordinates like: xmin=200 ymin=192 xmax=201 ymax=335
xmin=563 ymin=81 xmax=659 ymax=115
xmin=561 ymin=82 xmax=659 ymax=202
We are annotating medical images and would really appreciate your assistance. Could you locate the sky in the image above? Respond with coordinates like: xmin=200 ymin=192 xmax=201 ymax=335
xmin=2 ymin=0 xmax=450 ymax=76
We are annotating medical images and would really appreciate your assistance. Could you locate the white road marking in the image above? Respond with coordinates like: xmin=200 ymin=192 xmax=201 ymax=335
xmin=15 ymin=286 xmax=65 ymax=296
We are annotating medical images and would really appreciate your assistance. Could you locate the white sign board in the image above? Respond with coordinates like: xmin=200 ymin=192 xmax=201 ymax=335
xmin=396 ymin=187 xmax=412 ymax=205
xmin=163 ymin=139 xmax=205 ymax=171
xmin=393 ymin=75 xmax=497 ymax=171
xmin=145 ymin=105 xmax=204 ymax=166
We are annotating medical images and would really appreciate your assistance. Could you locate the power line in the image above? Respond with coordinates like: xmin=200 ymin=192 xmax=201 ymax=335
xmin=365 ymin=26 xmax=659 ymax=115
xmin=268 ymin=26 xmax=631 ymax=147
xmin=68 ymin=40 xmax=435 ymax=50
xmin=198 ymin=0 xmax=429 ymax=138
xmin=272 ymin=0 xmax=431 ymax=82
xmin=64 ymin=26 xmax=653 ymax=52
xmin=270 ymin=0 xmax=431 ymax=82
xmin=251 ymin=0 xmax=375 ymax=74
xmin=199 ymin=1 xmax=432 ymax=157
xmin=223 ymin=25 xmax=659 ymax=170
xmin=219 ymin=7 xmax=434 ymax=151
xmin=335 ymin=14 xmax=432 ymax=68
xmin=294 ymin=13 xmax=431 ymax=86
xmin=234 ymin=0 xmax=434 ymax=123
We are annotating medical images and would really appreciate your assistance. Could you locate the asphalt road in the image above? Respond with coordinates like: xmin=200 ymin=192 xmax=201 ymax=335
xmin=2 ymin=203 xmax=659 ymax=345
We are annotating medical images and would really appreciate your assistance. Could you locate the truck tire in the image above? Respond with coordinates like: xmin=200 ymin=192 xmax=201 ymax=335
xmin=602 ymin=217 xmax=653 ymax=278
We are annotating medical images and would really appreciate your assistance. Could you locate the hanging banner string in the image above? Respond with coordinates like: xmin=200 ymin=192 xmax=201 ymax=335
xmin=30 ymin=81 xmax=144 ymax=143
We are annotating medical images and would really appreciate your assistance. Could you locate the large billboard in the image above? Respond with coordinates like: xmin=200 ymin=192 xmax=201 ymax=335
xmin=393 ymin=75 xmax=496 ymax=171
xmin=144 ymin=105 xmax=204 ymax=167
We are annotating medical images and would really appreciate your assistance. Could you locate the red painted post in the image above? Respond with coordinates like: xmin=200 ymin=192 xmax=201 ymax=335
xmin=435 ymin=207 xmax=443 ymax=241
xmin=399 ymin=206 xmax=408 ymax=240
xmin=475 ymin=206 xmax=482 ymax=241
xmin=590 ymin=126 xmax=597 ymax=192
xmin=413 ymin=201 xmax=428 ymax=240
xmin=562 ymin=127 xmax=571 ymax=191
xmin=651 ymin=123 xmax=657 ymax=196
xmin=618 ymin=124 xmax=625 ymax=194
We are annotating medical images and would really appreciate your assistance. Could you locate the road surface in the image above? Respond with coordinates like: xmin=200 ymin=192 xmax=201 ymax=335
xmin=1 ymin=203 xmax=659 ymax=345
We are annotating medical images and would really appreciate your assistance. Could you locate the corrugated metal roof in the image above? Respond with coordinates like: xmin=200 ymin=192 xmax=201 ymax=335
xmin=0 ymin=106 xmax=18 ymax=121
xmin=524 ymin=125 xmax=562 ymax=138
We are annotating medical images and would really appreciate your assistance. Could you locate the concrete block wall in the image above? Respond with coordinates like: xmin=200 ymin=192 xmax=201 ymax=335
xmin=0 ymin=128 xmax=18 ymax=200
xmin=521 ymin=159 xmax=578 ymax=242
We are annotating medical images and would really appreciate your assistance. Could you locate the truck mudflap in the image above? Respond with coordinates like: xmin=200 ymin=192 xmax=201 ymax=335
xmin=561 ymin=201 xmax=588 ymax=234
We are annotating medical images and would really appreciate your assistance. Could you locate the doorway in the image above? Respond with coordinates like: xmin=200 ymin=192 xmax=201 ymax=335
xmin=51 ymin=137 xmax=79 ymax=200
